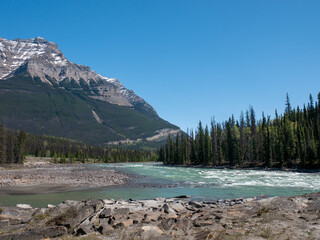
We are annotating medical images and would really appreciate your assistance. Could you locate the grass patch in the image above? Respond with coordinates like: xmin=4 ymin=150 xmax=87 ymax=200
xmin=256 ymin=206 xmax=269 ymax=216
xmin=260 ymin=227 xmax=273 ymax=239
xmin=47 ymin=206 xmax=78 ymax=226
xmin=34 ymin=213 xmax=47 ymax=221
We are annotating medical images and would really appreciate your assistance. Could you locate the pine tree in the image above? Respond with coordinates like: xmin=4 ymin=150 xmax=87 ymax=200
xmin=250 ymin=106 xmax=257 ymax=162
xmin=211 ymin=118 xmax=218 ymax=165
xmin=15 ymin=130 xmax=27 ymax=164
xmin=0 ymin=122 xmax=6 ymax=164
xmin=174 ymin=133 xmax=180 ymax=164
xmin=285 ymin=93 xmax=292 ymax=115
xmin=198 ymin=121 xmax=205 ymax=165
xmin=6 ymin=131 xmax=14 ymax=163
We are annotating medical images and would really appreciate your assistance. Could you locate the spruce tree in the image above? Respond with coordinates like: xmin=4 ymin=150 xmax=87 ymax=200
xmin=198 ymin=121 xmax=205 ymax=165
xmin=15 ymin=130 xmax=27 ymax=164
xmin=6 ymin=131 xmax=14 ymax=163
xmin=285 ymin=93 xmax=292 ymax=115
xmin=0 ymin=122 xmax=7 ymax=164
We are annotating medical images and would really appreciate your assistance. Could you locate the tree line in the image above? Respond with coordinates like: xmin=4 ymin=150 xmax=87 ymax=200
xmin=0 ymin=124 xmax=157 ymax=164
xmin=159 ymin=93 xmax=320 ymax=169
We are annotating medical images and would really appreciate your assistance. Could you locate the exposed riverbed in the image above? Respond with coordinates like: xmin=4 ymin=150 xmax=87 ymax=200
xmin=1 ymin=162 xmax=320 ymax=207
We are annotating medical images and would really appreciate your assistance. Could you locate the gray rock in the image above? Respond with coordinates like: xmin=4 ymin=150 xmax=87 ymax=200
xmin=1 ymin=226 xmax=68 ymax=240
xmin=16 ymin=204 xmax=32 ymax=209
xmin=141 ymin=225 xmax=163 ymax=239
xmin=99 ymin=208 xmax=112 ymax=218
xmin=169 ymin=202 xmax=186 ymax=212
xmin=189 ymin=201 xmax=203 ymax=208
xmin=162 ymin=204 xmax=175 ymax=214
xmin=75 ymin=219 xmax=94 ymax=236
xmin=85 ymin=199 xmax=104 ymax=211
xmin=114 ymin=207 xmax=130 ymax=215
xmin=63 ymin=200 xmax=80 ymax=206
xmin=0 ymin=219 xmax=9 ymax=229
xmin=103 ymin=199 xmax=115 ymax=205
xmin=155 ymin=198 xmax=166 ymax=202
xmin=158 ymin=218 xmax=176 ymax=231
xmin=30 ymin=226 xmax=68 ymax=238
xmin=140 ymin=200 xmax=162 ymax=209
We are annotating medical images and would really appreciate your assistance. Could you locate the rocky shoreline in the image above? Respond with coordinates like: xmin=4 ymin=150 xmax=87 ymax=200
xmin=0 ymin=192 xmax=320 ymax=240
xmin=0 ymin=163 xmax=129 ymax=193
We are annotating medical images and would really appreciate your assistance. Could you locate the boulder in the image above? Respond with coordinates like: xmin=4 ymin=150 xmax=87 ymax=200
xmin=114 ymin=207 xmax=130 ymax=215
xmin=85 ymin=199 xmax=104 ymax=211
xmin=158 ymin=218 xmax=176 ymax=231
xmin=103 ymin=199 xmax=115 ymax=205
xmin=1 ymin=226 xmax=68 ymax=239
xmin=140 ymin=200 xmax=162 ymax=209
xmin=30 ymin=226 xmax=68 ymax=238
xmin=99 ymin=208 xmax=112 ymax=218
xmin=189 ymin=201 xmax=203 ymax=208
xmin=0 ymin=219 xmax=9 ymax=229
xmin=162 ymin=204 xmax=175 ymax=214
xmin=141 ymin=225 xmax=163 ymax=239
xmin=169 ymin=202 xmax=186 ymax=212
xmin=16 ymin=204 xmax=32 ymax=209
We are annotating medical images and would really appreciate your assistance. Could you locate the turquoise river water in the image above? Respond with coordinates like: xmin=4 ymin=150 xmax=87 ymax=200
xmin=1 ymin=163 xmax=320 ymax=207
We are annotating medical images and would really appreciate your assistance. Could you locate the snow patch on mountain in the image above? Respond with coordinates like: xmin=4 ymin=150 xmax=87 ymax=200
xmin=0 ymin=36 xmax=158 ymax=116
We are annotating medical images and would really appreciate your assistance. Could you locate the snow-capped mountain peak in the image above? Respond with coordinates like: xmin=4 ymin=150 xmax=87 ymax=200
xmin=0 ymin=36 xmax=157 ymax=114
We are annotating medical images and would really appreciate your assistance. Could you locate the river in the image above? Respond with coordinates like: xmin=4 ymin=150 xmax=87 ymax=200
xmin=1 ymin=162 xmax=319 ymax=207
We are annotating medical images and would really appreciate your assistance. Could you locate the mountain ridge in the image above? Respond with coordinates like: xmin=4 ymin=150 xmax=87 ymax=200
xmin=0 ymin=37 xmax=180 ymax=146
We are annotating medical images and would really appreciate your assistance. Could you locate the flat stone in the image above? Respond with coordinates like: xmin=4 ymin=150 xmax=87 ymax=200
xmin=193 ymin=219 xmax=213 ymax=227
xmin=169 ymin=202 xmax=186 ymax=212
xmin=16 ymin=204 xmax=32 ymax=209
xmin=114 ymin=208 xmax=130 ymax=215
xmin=47 ymin=204 xmax=55 ymax=208
xmin=99 ymin=208 xmax=112 ymax=218
xmin=162 ymin=204 xmax=175 ymax=214
xmin=75 ymin=219 xmax=94 ymax=236
xmin=0 ymin=219 xmax=9 ymax=229
xmin=63 ymin=200 xmax=79 ymax=206
xmin=142 ymin=225 xmax=164 ymax=234
xmin=103 ymin=199 xmax=115 ymax=205
xmin=158 ymin=218 xmax=176 ymax=231
xmin=155 ymin=198 xmax=166 ymax=202
xmin=144 ymin=212 xmax=162 ymax=222
xmin=98 ymin=221 xmax=114 ymax=234
xmin=140 ymin=200 xmax=162 ymax=209
xmin=189 ymin=201 xmax=202 ymax=208
xmin=86 ymin=199 xmax=104 ymax=211
xmin=29 ymin=226 xmax=68 ymax=238
xmin=62 ymin=205 xmax=95 ymax=229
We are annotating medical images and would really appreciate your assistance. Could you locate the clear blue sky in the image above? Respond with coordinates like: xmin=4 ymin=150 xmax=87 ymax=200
xmin=1 ymin=0 xmax=320 ymax=131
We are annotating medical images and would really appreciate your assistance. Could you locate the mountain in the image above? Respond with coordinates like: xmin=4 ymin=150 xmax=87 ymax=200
xmin=0 ymin=37 xmax=180 ymax=145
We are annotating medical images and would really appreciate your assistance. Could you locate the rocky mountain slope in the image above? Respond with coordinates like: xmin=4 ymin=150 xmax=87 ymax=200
xmin=0 ymin=37 xmax=180 ymax=145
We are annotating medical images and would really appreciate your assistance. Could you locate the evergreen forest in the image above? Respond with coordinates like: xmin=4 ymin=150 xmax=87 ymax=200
xmin=159 ymin=93 xmax=320 ymax=169
xmin=0 ymin=124 xmax=157 ymax=164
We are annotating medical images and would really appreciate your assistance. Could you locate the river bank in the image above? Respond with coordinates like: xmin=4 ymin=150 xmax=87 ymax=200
xmin=0 ymin=160 xmax=130 ymax=194
xmin=0 ymin=192 xmax=319 ymax=240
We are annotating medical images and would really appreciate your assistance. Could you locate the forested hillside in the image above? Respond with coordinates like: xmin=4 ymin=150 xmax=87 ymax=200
xmin=159 ymin=93 xmax=320 ymax=169
xmin=0 ymin=124 xmax=157 ymax=164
